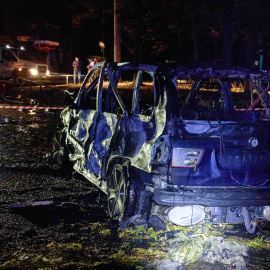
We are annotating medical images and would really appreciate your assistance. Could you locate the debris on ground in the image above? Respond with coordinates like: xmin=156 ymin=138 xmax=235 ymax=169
xmin=0 ymin=93 xmax=270 ymax=270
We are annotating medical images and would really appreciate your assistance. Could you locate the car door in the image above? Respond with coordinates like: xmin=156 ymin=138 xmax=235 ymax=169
xmin=67 ymin=67 xmax=101 ymax=186
xmin=70 ymin=63 xmax=128 ymax=191
xmin=108 ymin=65 xmax=167 ymax=173
xmin=85 ymin=64 xmax=128 ymax=179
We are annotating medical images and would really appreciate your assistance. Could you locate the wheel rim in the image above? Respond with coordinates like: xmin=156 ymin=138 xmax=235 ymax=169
xmin=107 ymin=165 xmax=126 ymax=221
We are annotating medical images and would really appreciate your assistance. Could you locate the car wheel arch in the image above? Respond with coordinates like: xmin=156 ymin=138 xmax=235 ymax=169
xmin=106 ymin=157 xmax=143 ymax=226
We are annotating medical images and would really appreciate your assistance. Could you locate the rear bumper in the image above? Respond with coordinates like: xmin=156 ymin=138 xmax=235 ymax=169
xmin=153 ymin=186 xmax=270 ymax=207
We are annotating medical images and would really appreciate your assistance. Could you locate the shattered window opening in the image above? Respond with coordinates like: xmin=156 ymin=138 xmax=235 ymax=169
xmin=179 ymin=79 xmax=223 ymax=121
xmin=197 ymin=80 xmax=221 ymax=110
xmin=80 ymin=82 xmax=98 ymax=110
xmin=78 ymin=68 xmax=100 ymax=110
xmin=138 ymin=72 xmax=155 ymax=116
xmin=230 ymin=80 xmax=265 ymax=109
xmin=116 ymin=69 xmax=136 ymax=116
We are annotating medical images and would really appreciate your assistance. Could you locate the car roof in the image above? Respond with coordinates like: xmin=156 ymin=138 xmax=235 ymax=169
xmin=92 ymin=61 xmax=270 ymax=82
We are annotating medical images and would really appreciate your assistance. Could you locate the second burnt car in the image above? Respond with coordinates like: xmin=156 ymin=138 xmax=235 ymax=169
xmin=52 ymin=62 xmax=270 ymax=232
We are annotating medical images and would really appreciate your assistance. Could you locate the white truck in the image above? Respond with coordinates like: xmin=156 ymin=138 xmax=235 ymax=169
xmin=0 ymin=47 xmax=49 ymax=84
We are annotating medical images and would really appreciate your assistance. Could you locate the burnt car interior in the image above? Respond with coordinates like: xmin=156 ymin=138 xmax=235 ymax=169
xmin=178 ymin=78 xmax=269 ymax=122
xmin=77 ymin=66 xmax=156 ymax=117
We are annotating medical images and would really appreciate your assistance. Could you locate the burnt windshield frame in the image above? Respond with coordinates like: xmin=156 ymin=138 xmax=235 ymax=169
xmin=76 ymin=71 xmax=99 ymax=109
xmin=106 ymin=64 xmax=128 ymax=116
xmin=116 ymin=65 xmax=158 ymax=117
xmin=183 ymin=78 xmax=234 ymax=111
xmin=135 ymin=70 xmax=156 ymax=117
xmin=112 ymin=64 xmax=158 ymax=117
xmin=186 ymin=79 xmax=222 ymax=110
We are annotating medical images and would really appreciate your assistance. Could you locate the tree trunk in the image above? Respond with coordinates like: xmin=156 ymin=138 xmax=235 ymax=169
xmin=246 ymin=35 xmax=255 ymax=68
xmin=134 ymin=0 xmax=142 ymax=62
xmin=193 ymin=30 xmax=199 ymax=62
xmin=114 ymin=0 xmax=121 ymax=62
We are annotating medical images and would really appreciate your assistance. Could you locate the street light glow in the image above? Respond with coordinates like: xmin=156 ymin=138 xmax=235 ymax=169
xmin=6 ymin=45 xmax=10 ymax=48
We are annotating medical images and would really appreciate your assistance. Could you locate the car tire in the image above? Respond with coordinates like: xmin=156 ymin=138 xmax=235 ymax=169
xmin=107 ymin=162 xmax=140 ymax=227
xmin=52 ymin=131 xmax=70 ymax=169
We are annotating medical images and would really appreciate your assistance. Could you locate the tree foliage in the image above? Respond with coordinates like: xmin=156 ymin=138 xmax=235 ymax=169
xmin=2 ymin=0 xmax=270 ymax=68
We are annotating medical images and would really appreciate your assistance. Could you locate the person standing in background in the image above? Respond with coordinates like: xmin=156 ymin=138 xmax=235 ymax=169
xmin=87 ymin=58 xmax=95 ymax=72
xmin=72 ymin=56 xmax=82 ymax=84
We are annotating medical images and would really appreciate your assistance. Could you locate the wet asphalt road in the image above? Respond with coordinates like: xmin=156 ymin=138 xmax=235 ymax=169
xmin=0 ymin=107 xmax=120 ymax=269
xmin=0 ymin=89 xmax=270 ymax=269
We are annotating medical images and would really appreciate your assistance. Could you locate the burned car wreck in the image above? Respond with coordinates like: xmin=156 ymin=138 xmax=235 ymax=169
xmin=52 ymin=62 xmax=270 ymax=233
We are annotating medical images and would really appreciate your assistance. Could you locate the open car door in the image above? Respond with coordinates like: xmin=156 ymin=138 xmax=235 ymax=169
xmin=67 ymin=63 xmax=128 ymax=192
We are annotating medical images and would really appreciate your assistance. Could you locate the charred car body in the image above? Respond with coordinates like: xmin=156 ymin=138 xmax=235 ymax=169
xmin=52 ymin=62 xmax=270 ymax=232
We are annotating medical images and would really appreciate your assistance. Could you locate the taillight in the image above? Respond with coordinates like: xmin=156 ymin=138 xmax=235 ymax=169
xmin=171 ymin=148 xmax=204 ymax=168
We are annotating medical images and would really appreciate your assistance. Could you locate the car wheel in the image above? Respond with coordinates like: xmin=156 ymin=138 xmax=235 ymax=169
xmin=52 ymin=131 xmax=69 ymax=168
xmin=107 ymin=163 xmax=139 ymax=226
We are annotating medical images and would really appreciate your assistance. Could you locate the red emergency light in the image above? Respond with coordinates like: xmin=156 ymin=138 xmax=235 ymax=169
xmin=34 ymin=40 xmax=59 ymax=52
